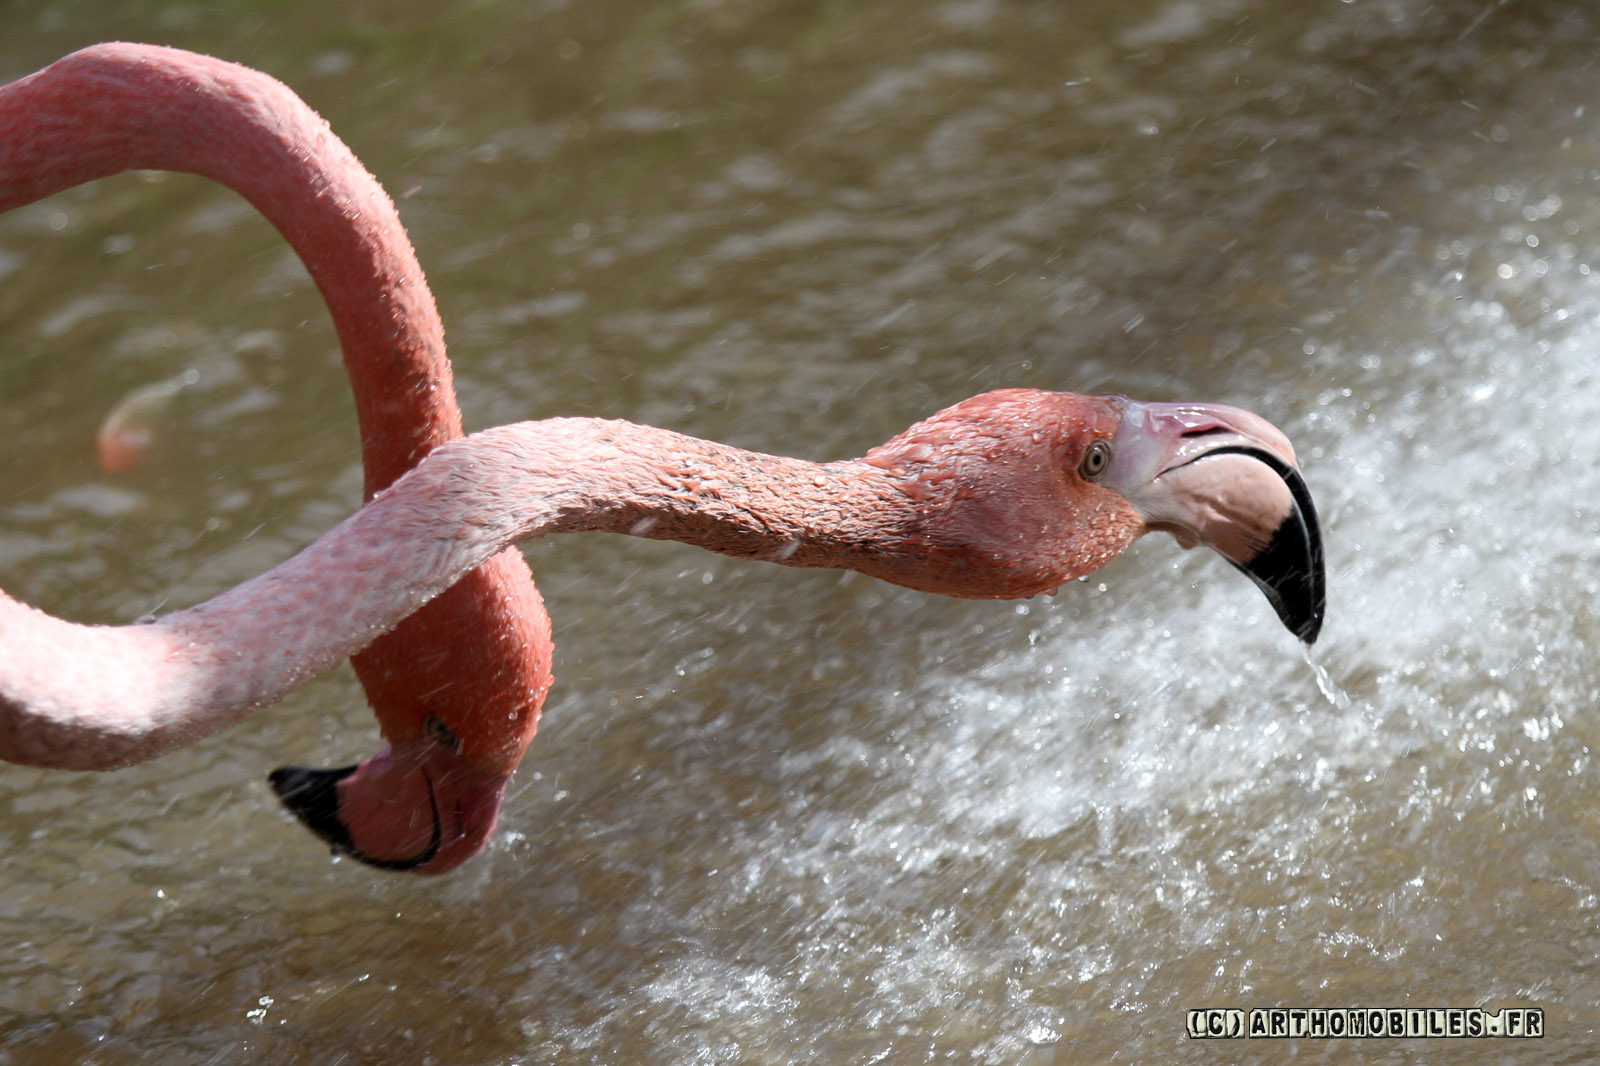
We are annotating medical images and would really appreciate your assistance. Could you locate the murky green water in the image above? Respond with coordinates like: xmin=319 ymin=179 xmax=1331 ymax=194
xmin=4 ymin=0 xmax=1599 ymax=1062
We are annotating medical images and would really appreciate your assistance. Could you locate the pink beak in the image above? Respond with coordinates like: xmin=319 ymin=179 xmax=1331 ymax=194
xmin=269 ymin=735 xmax=510 ymax=874
xmin=1104 ymin=398 xmax=1325 ymax=643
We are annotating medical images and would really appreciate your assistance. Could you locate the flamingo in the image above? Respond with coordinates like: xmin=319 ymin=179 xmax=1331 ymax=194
xmin=0 ymin=46 xmax=1325 ymax=875
xmin=0 ymin=43 xmax=552 ymax=873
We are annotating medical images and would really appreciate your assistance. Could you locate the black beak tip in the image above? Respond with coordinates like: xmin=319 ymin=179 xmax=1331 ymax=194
xmin=1218 ymin=448 xmax=1326 ymax=645
xmin=268 ymin=763 xmax=444 ymax=873
xmin=269 ymin=764 xmax=358 ymax=856
xmin=1246 ymin=503 xmax=1325 ymax=646
xmin=1249 ymin=559 xmax=1325 ymax=645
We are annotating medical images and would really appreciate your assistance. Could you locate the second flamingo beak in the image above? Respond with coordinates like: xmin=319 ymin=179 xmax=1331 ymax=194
xmin=269 ymin=733 xmax=510 ymax=875
xmin=1104 ymin=399 xmax=1326 ymax=644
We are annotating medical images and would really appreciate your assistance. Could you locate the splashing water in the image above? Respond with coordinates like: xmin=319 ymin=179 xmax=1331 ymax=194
xmin=1302 ymin=644 xmax=1352 ymax=712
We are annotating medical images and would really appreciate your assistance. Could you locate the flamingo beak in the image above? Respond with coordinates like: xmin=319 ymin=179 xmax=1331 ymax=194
xmin=1105 ymin=399 xmax=1326 ymax=643
xmin=268 ymin=735 xmax=509 ymax=875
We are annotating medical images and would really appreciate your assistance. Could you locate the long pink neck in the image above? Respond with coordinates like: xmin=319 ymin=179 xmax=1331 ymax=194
xmin=0 ymin=421 xmax=898 ymax=769
xmin=0 ymin=44 xmax=551 ymax=771
xmin=0 ymin=390 xmax=1146 ymax=770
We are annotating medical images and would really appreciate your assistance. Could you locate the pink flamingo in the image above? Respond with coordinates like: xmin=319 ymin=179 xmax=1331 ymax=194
xmin=0 ymin=46 xmax=1325 ymax=873
xmin=0 ymin=43 xmax=552 ymax=873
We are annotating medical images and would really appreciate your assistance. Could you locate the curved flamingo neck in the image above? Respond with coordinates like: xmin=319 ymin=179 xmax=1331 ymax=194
xmin=0 ymin=398 xmax=1145 ymax=772
xmin=0 ymin=42 xmax=454 ymax=489
xmin=0 ymin=420 xmax=883 ymax=771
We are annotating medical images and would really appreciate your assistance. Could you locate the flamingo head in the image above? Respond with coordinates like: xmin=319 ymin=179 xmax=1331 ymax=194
xmin=268 ymin=714 xmax=510 ymax=875
xmin=862 ymin=389 xmax=1324 ymax=641
xmin=269 ymin=556 xmax=547 ymax=875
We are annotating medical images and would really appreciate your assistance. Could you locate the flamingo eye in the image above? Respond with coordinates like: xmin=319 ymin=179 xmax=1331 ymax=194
xmin=1078 ymin=440 xmax=1112 ymax=481
xmin=424 ymin=714 xmax=462 ymax=754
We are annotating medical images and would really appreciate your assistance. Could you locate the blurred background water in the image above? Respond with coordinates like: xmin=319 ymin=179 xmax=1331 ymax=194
xmin=2 ymin=0 xmax=1598 ymax=1062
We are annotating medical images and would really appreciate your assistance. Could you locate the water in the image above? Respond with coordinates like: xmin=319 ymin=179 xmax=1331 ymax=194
xmin=3 ymin=0 xmax=1599 ymax=1062
xmin=1304 ymin=646 xmax=1353 ymax=712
